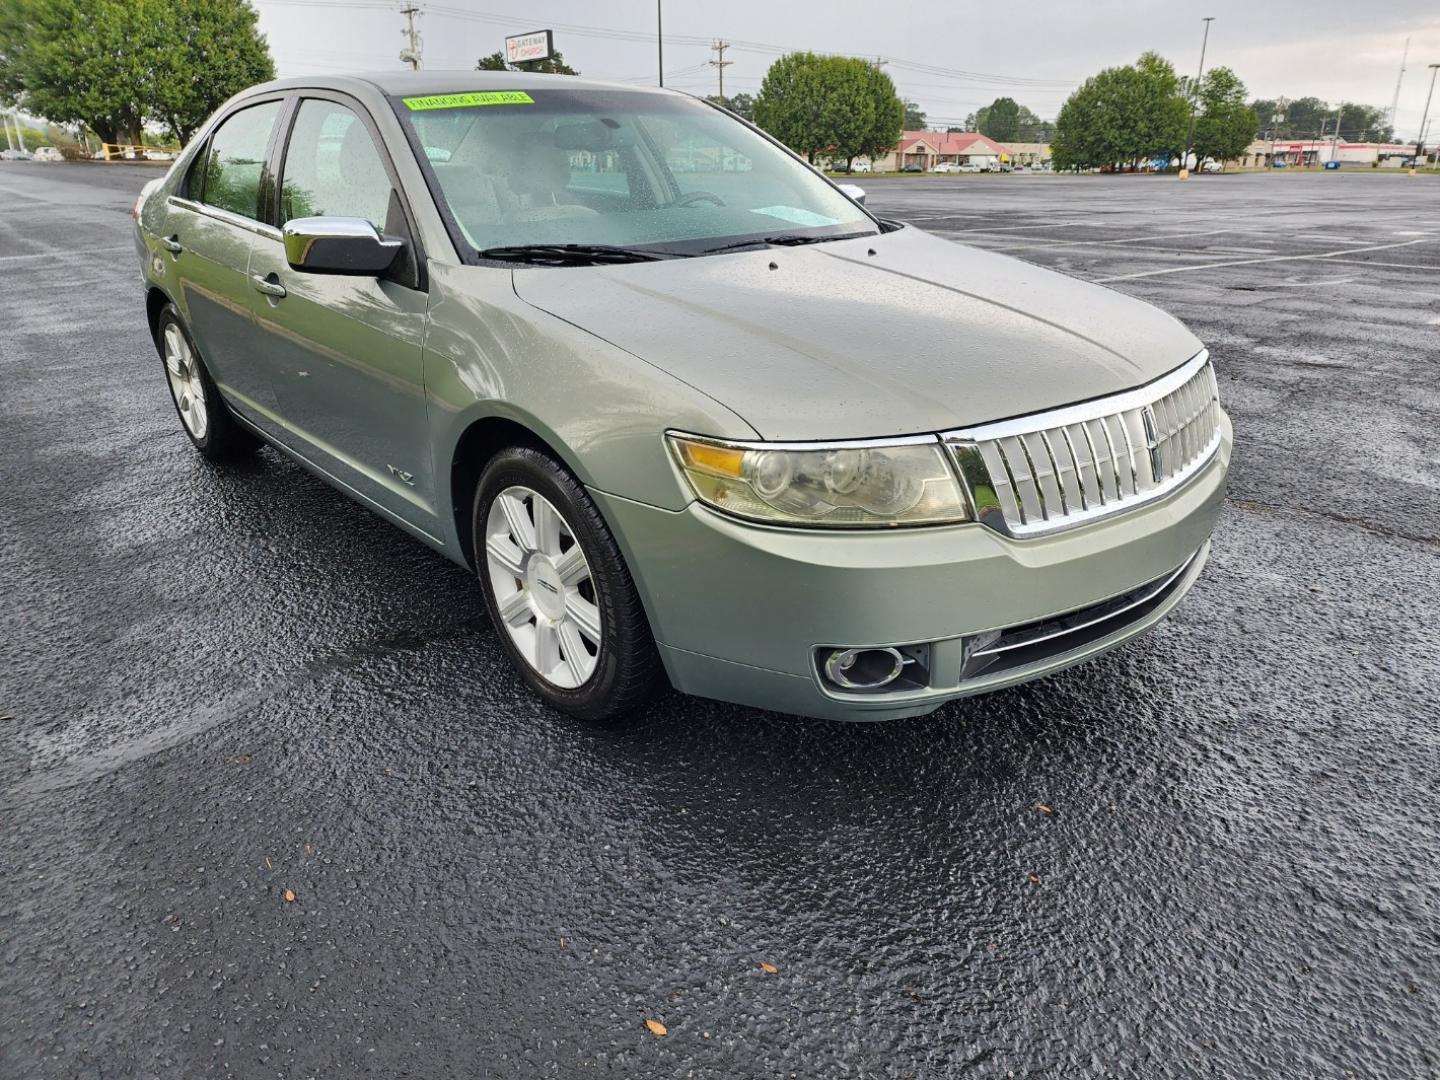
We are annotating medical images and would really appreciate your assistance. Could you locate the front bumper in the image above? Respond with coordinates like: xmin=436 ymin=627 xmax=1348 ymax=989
xmin=597 ymin=416 xmax=1231 ymax=721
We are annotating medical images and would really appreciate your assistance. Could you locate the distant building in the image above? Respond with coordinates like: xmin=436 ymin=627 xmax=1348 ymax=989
xmin=871 ymin=131 xmax=1006 ymax=171
xmin=1003 ymin=142 xmax=1051 ymax=167
xmin=1233 ymin=139 xmax=1417 ymax=168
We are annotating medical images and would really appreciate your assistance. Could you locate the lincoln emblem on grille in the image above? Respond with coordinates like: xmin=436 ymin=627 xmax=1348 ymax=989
xmin=1140 ymin=405 xmax=1163 ymax=482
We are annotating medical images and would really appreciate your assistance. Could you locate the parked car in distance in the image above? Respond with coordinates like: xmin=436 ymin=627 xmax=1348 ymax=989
xmin=957 ymin=163 xmax=982 ymax=173
xmin=899 ymin=162 xmax=924 ymax=172
xmin=931 ymin=162 xmax=959 ymax=174
xmin=31 ymin=146 xmax=64 ymax=163
xmin=849 ymin=161 xmax=871 ymax=173
xmin=134 ymin=72 xmax=1231 ymax=722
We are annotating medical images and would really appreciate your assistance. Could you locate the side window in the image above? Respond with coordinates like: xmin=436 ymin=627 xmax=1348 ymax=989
xmin=199 ymin=101 xmax=282 ymax=220
xmin=280 ymin=100 xmax=393 ymax=231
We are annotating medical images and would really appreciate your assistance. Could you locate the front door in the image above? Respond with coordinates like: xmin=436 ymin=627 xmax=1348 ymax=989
xmin=245 ymin=96 xmax=435 ymax=531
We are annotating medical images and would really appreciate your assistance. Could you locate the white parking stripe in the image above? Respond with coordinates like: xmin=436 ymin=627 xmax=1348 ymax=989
xmin=1093 ymin=237 xmax=1439 ymax=282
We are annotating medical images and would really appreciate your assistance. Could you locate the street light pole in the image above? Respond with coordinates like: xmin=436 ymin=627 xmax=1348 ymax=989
xmin=1181 ymin=16 xmax=1215 ymax=178
xmin=1415 ymin=63 xmax=1440 ymax=173
xmin=657 ymin=0 xmax=664 ymax=87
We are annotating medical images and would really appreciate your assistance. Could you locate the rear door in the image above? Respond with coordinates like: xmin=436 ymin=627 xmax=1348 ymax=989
xmin=245 ymin=93 xmax=436 ymax=531
xmin=164 ymin=97 xmax=286 ymax=418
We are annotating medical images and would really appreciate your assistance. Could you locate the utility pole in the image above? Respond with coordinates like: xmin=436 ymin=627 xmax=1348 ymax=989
xmin=1180 ymin=16 xmax=1215 ymax=178
xmin=1331 ymin=101 xmax=1343 ymax=164
xmin=2 ymin=114 xmax=14 ymax=153
xmin=1416 ymin=63 xmax=1440 ymax=173
xmin=657 ymin=0 xmax=664 ymax=87
xmin=399 ymin=3 xmax=422 ymax=70
xmin=708 ymin=39 xmax=733 ymax=100
xmin=1388 ymin=38 xmax=1409 ymax=132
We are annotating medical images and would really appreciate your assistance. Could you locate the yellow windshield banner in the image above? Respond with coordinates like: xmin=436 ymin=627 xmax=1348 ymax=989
xmin=402 ymin=91 xmax=535 ymax=111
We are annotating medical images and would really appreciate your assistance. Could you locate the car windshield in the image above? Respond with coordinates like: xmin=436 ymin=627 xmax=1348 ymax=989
xmin=391 ymin=87 xmax=877 ymax=259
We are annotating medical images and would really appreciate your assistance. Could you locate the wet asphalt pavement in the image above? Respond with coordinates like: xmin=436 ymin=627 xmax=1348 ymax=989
xmin=2 ymin=163 xmax=1438 ymax=1078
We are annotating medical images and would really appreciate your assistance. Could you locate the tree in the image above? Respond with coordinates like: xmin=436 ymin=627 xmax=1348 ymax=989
xmin=754 ymin=53 xmax=902 ymax=169
xmin=148 ymin=0 xmax=275 ymax=143
xmin=2 ymin=0 xmax=152 ymax=145
xmin=858 ymin=63 xmax=904 ymax=167
xmin=903 ymin=99 xmax=926 ymax=130
xmin=978 ymin=97 xmax=1021 ymax=141
xmin=476 ymin=49 xmax=578 ymax=75
xmin=707 ymin=92 xmax=755 ymax=122
xmin=754 ymin=54 xmax=898 ymax=168
xmin=0 ymin=0 xmax=273 ymax=146
xmin=1251 ymin=95 xmax=1392 ymax=142
xmin=1052 ymin=52 xmax=1188 ymax=170
xmin=1190 ymin=66 xmax=1258 ymax=168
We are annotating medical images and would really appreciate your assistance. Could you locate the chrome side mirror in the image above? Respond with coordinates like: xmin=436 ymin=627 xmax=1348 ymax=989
xmin=282 ymin=216 xmax=402 ymax=275
xmin=837 ymin=182 xmax=866 ymax=206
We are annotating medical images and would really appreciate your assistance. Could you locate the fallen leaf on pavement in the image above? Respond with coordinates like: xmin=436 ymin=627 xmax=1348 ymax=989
xmin=1036 ymin=804 xmax=1053 ymax=814
xmin=1027 ymin=874 xmax=1041 ymax=885
xmin=644 ymin=1019 xmax=667 ymax=1037
xmin=759 ymin=962 xmax=778 ymax=974
xmin=283 ymin=889 xmax=296 ymax=903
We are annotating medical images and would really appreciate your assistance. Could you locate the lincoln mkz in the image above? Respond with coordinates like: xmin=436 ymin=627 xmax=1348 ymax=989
xmin=133 ymin=73 xmax=1231 ymax=721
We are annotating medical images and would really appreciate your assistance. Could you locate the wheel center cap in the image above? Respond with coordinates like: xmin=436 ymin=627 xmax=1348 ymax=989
xmin=525 ymin=557 xmax=566 ymax=621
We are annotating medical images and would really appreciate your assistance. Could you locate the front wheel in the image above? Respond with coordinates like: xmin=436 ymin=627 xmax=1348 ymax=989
xmin=473 ymin=446 xmax=661 ymax=722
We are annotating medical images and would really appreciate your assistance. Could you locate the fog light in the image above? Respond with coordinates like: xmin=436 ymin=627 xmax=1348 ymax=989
xmin=823 ymin=647 xmax=906 ymax=690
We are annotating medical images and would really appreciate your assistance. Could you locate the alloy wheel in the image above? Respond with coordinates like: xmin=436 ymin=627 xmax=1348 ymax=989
xmin=162 ymin=323 xmax=209 ymax=440
xmin=484 ymin=485 xmax=601 ymax=689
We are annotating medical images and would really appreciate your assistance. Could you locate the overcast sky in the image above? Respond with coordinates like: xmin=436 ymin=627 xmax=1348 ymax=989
xmin=253 ymin=0 xmax=1440 ymax=141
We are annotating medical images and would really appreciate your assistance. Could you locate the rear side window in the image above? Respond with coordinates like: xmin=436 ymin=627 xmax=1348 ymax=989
xmin=280 ymin=100 xmax=393 ymax=231
xmin=198 ymin=101 xmax=282 ymax=220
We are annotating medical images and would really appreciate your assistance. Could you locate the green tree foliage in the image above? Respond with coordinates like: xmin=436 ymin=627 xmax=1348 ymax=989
xmin=1190 ymin=66 xmax=1258 ymax=167
xmin=1052 ymin=52 xmax=1188 ymax=170
xmin=1250 ymin=95 xmax=1393 ymax=142
xmin=476 ymin=50 xmax=578 ymax=75
xmin=977 ymin=97 xmax=1021 ymax=141
xmin=754 ymin=53 xmax=902 ymax=168
xmin=971 ymin=98 xmax=1050 ymax=141
xmin=0 ymin=0 xmax=273 ymax=145
xmin=706 ymin=92 xmax=755 ymax=122
xmin=903 ymin=99 xmax=925 ymax=130
xmin=150 ymin=0 xmax=275 ymax=142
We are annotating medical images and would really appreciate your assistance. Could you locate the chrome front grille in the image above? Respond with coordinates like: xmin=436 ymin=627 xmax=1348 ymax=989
xmin=945 ymin=351 xmax=1222 ymax=537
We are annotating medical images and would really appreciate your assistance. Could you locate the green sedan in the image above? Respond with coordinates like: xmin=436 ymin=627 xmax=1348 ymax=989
xmin=133 ymin=72 xmax=1231 ymax=722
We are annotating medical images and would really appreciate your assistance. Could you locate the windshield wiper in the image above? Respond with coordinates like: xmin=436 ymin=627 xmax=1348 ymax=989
xmin=700 ymin=230 xmax=878 ymax=256
xmin=476 ymin=243 xmax=675 ymax=266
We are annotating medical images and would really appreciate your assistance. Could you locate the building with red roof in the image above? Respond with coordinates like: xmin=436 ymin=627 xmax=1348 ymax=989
xmin=868 ymin=131 xmax=1048 ymax=172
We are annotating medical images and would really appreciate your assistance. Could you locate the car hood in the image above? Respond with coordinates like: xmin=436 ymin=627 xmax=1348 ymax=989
xmin=511 ymin=225 xmax=1203 ymax=440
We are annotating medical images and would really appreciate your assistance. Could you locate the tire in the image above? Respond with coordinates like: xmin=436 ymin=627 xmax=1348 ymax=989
xmin=155 ymin=304 xmax=260 ymax=461
xmin=472 ymin=445 xmax=661 ymax=722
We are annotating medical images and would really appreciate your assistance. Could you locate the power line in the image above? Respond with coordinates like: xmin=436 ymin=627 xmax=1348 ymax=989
xmin=253 ymin=0 xmax=1081 ymax=88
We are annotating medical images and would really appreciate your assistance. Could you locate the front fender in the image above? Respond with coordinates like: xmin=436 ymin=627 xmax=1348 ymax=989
xmin=424 ymin=261 xmax=758 ymax=541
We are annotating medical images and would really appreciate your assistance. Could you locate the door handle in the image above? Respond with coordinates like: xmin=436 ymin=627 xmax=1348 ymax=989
xmin=160 ymin=234 xmax=182 ymax=254
xmin=251 ymin=273 xmax=287 ymax=299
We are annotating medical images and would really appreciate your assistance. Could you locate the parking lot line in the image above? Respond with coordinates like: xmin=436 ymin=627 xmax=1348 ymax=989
xmin=1094 ymin=236 xmax=1439 ymax=282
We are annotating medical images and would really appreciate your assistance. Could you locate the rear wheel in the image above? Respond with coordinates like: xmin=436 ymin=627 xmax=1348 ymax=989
xmin=473 ymin=446 xmax=661 ymax=722
xmin=156 ymin=304 xmax=259 ymax=461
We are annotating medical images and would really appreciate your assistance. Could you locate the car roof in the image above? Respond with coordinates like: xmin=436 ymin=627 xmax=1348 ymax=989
xmin=241 ymin=69 xmax=685 ymax=99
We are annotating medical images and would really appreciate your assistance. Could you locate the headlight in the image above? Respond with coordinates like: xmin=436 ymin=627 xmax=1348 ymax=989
xmin=667 ymin=433 xmax=971 ymax=528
